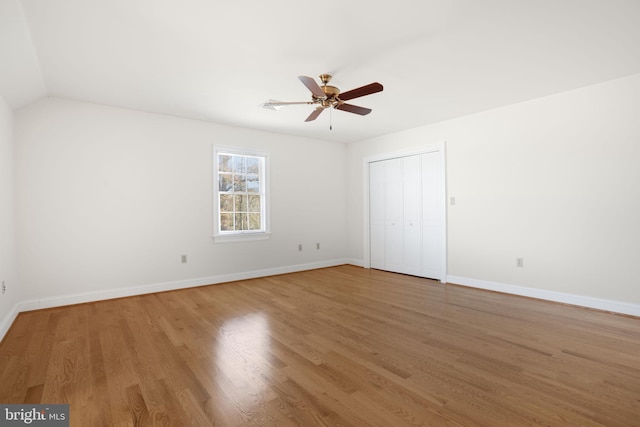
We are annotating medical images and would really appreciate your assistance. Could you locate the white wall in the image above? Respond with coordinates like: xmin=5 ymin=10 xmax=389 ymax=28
xmin=348 ymin=73 xmax=640 ymax=307
xmin=8 ymin=72 xmax=640 ymax=323
xmin=15 ymin=98 xmax=347 ymax=305
xmin=0 ymin=95 xmax=20 ymax=337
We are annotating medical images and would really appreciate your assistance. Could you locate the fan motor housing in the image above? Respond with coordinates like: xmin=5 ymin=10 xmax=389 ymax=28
xmin=315 ymin=85 xmax=341 ymax=108
xmin=322 ymin=85 xmax=340 ymax=98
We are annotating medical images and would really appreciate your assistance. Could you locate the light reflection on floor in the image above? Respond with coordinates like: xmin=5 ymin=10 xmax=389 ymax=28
xmin=215 ymin=312 xmax=276 ymax=407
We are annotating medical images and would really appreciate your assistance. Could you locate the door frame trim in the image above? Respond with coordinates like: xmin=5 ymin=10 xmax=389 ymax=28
xmin=362 ymin=142 xmax=447 ymax=282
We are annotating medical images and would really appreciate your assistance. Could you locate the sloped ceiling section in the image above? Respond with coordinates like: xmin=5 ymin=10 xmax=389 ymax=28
xmin=3 ymin=0 xmax=640 ymax=142
xmin=0 ymin=0 xmax=46 ymax=109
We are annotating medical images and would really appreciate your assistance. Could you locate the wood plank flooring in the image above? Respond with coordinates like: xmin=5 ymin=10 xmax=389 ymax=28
xmin=1 ymin=265 xmax=639 ymax=426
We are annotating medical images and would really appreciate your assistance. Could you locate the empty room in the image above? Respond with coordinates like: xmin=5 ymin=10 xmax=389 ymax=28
xmin=1 ymin=0 xmax=640 ymax=426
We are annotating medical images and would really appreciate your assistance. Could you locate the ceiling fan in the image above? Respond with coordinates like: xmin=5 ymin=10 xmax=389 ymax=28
xmin=261 ymin=74 xmax=383 ymax=123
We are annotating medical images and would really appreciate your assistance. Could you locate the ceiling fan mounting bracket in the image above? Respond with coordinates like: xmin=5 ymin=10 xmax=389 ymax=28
xmin=319 ymin=74 xmax=332 ymax=85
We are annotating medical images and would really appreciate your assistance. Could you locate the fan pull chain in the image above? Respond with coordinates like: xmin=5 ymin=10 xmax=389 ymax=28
xmin=330 ymin=107 xmax=333 ymax=131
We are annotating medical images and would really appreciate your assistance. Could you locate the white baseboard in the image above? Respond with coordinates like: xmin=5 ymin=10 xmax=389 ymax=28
xmin=343 ymin=258 xmax=364 ymax=267
xmin=18 ymin=259 xmax=352 ymax=313
xmin=6 ymin=262 xmax=637 ymax=343
xmin=447 ymin=275 xmax=640 ymax=317
xmin=0 ymin=303 xmax=20 ymax=344
xmin=0 ymin=259 xmax=351 ymax=342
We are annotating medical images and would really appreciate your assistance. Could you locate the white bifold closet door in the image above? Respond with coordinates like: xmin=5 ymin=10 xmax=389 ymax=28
xmin=369 ymin=151 xmax=445 ymax=281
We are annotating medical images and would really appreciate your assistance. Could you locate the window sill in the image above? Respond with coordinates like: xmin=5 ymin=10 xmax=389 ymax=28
xmin=213 ymin=232 xmax=272 ymax=243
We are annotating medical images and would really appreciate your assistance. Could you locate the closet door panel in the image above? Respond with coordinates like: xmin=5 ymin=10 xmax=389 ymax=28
xmin=384 ymin=158 xmax=403 ymax=273
xmin=421 ymin=152 xmax=444 ymax=280
xmin=402 ymin=155 xmax=422 ymax=275
xmin=369 ymin=161 xmax=385 ymax=269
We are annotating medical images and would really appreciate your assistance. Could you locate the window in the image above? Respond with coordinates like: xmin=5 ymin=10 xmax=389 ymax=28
xmin=213 ymin=147 xmax=269 ymax=242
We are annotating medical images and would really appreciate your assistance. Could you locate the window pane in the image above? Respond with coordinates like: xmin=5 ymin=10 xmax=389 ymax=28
xmin=220 ymin=213 xmax=234 ymax=231
xmin=235 ymin=213 xmax=248 ymax=230
xmin=234 ymin=194 xmax=247 ymax=212
xmin=219 ymin=173 xmax=233 ymax=192
xmin=249 ymin=213 xmax=261 ymax=230
xmin=233 ymin=156 xmax=246 ymax=173
xmin=246 ymin=157 xmax=259 ymax=174
xmin=220 ymin=194 xmax=234 ymax=212
xmin=248 ymin=195 xmax=261 ymax=212
xmin=246 ymin=174 xmax=259 ymax=193
xmin=233 ymin=174 xmax=246 ymax=192
xmin=219 ymin=155 xmax=233 ymax=172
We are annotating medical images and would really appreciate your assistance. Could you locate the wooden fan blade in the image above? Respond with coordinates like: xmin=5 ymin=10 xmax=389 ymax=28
xmin=338 ymin=82 xmax=383 ymax=101
xmin=305 ymin=106 xmax=325 ymax=122
xmin=298 ymin=76 xmax=327 ymax=99
xmin=261 ymin=99 xmax=313 ymax=107
xmin=335 ymin=103 xmax=372 ymax=116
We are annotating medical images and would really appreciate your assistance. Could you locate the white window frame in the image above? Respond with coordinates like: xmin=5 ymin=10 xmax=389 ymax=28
xmin=213 ymin=145 xmax=271 ymax=243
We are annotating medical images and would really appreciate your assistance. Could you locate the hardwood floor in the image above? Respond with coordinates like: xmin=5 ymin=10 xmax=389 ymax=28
xmin=1 ymin=265 xmax=639 ymax=426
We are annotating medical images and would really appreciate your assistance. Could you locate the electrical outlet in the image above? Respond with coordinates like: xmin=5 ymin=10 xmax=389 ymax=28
xmin=516 ymin=257 xmax=524 ymax=268
xmin=2 ymin=281 xmax=5 ymax=294
xmin=298 ymin=244 xmax=303 ymax=252
xmin=316 ymin=243 xmax=320 ymax=250
xmin=181 ymin=254 xmax=188 ymax=263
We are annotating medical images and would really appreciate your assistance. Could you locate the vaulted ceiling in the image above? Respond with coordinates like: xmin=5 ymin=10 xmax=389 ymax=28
xmin=2 ymin=0 xmax=640 ymax=143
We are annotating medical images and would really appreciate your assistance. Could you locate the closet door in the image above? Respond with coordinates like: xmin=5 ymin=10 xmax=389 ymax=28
xmin=369 ymin=150 xmax=445 ymax=281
